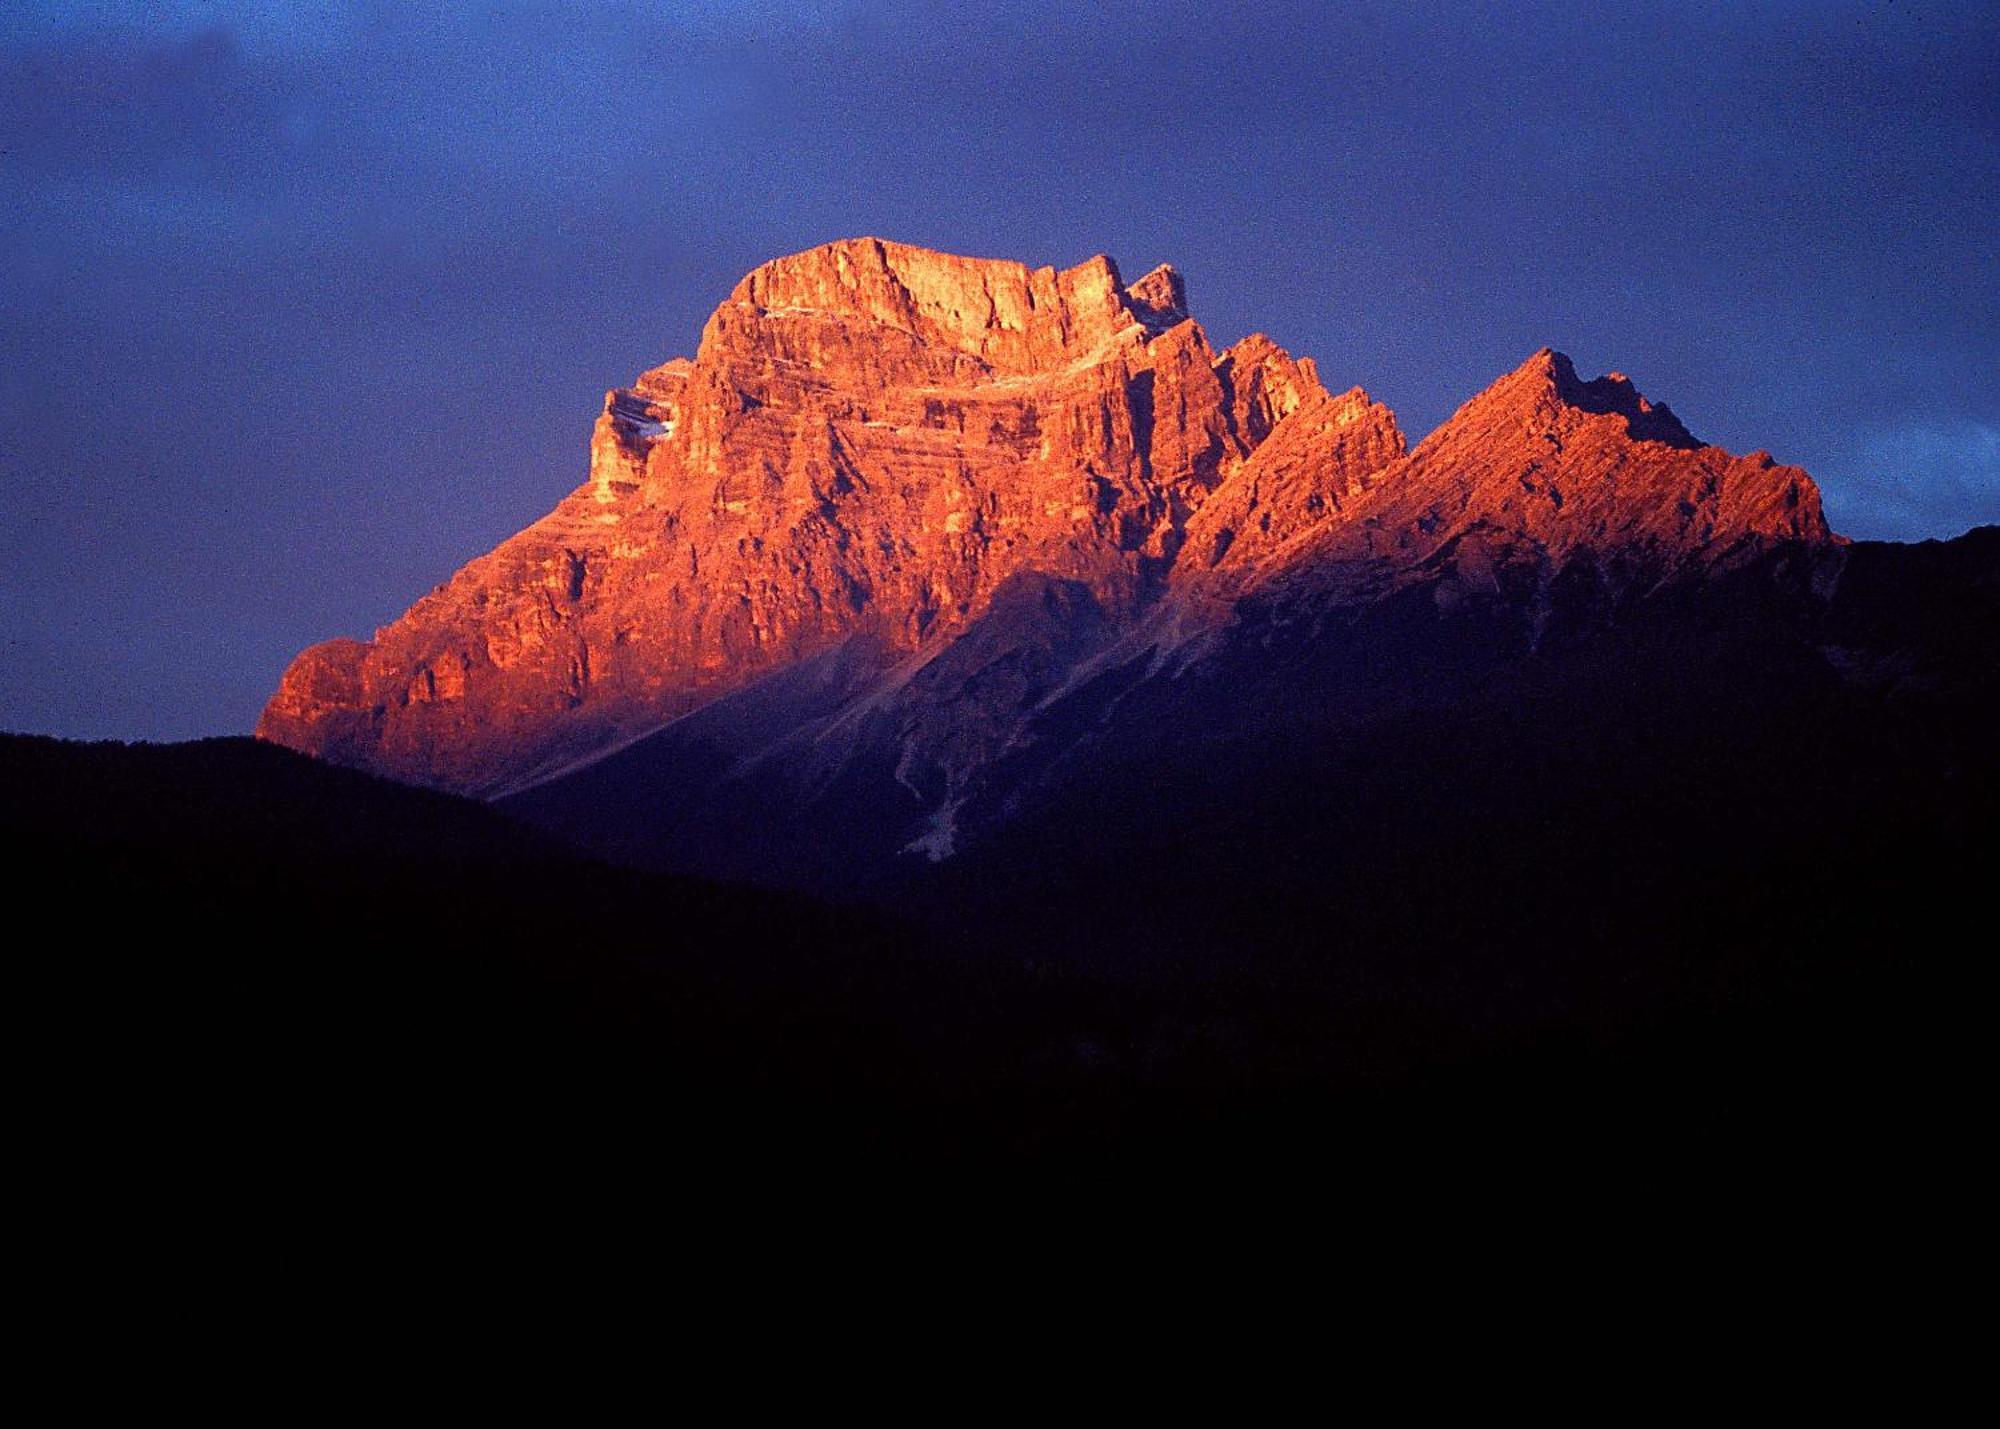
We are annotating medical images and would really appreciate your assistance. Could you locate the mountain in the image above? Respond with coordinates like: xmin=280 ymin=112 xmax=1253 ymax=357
xmin=260 ymin=237 xmax=1914 ymax=894
xmin=261 ymin=238 xmax=1384 ymax=795
xmin=31 ymin=220 xmax=2000 ymax=1187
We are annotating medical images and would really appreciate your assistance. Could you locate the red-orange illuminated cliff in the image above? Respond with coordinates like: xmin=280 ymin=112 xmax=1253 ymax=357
xmin=259 ymin=239 xmax=1831 ymax=798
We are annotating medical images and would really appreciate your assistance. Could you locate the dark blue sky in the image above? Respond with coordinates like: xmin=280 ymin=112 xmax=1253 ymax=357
xmin=3 ymin=1 xmax=1995 ymax=741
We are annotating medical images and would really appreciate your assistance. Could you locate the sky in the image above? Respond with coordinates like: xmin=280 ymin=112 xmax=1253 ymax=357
xmin=2 ymin=0 xmax=1995 ymax=741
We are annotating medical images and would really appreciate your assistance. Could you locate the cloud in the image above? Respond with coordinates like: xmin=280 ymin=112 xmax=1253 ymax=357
xmin=1828 ymin=420 xmax=2000 ymax=542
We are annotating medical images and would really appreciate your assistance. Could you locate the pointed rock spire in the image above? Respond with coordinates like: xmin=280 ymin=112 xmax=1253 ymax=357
xmin=1124 ymin=263 xmax=1189 ymax=330
xmin=1436 ymin=348 xmax=1701 ymax=452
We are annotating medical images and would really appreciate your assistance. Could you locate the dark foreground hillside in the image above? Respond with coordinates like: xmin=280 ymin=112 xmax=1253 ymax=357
xmin=3 ymin=735 xmax=990 ymax=1170
xmin=6 ymin=699 xmax=1991 ymax=1213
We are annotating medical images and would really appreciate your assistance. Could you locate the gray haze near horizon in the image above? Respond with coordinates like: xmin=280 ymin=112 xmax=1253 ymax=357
xmin=2 ymin=1 xmax=1995 ymax=741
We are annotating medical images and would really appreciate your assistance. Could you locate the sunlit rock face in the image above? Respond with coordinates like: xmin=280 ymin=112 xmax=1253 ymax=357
xmin=260 ymin=239 xmax=1830 ymax=799
xmin=259 ymin=239 xmax=1369 ymax=793
xmin=1254 ymin=348 xmax=1832 ymax=613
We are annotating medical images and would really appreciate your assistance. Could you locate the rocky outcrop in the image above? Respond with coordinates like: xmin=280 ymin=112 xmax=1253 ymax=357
xmin=261 ymin=242 xmax=1832 ymax=799
xmin=1183 ymin=381 xmax=1406 ymax=574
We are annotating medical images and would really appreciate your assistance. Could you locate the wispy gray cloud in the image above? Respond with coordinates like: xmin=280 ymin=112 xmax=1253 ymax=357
xmin=1828 ymin=420 xmax=2000 ymax=542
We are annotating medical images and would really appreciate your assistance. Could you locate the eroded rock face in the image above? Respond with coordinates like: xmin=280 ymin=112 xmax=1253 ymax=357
xmin=260 ymin=242 xmax=1831 ymax=799
xmin=259 ymin=238 xmax=1368 ymax=793
xmin=1260 ymin=348 xmax=1833 ymax=611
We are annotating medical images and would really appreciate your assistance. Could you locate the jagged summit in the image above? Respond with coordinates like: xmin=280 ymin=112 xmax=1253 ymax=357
xmin=1449 ymin=348 xmax=1699 ymax=448
xmin=712 ymin=238 xmax=1199 ymax=375
xmin=1259 ymin=345 xmax=1830 ymax=606
xmin=259 ymin=241 xmax=1836 ymax=798
xmin=720 ymin=238 xmax=1139 ymax=374
xmin=1546 ymin=349 xmax=1701 ymax=447
xmin=260 ymin=239 xmax=1353 ymax=793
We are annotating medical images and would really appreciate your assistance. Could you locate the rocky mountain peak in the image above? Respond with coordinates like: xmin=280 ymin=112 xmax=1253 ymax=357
xmin=260 ymin=239 xmax=1394 ymax=793
xmin=1259 ymin=347 xmax=1832 ymax=610
xmin=258 ymin=245 xmax=1841 ymax=798
xmin=711 ymin=237 xmax=1139 ymax=376
xmin=1446 ymin=347 xmax=1703 ymax=451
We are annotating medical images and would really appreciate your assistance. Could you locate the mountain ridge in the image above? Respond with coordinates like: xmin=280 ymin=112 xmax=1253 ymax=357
xmin=260 ymin=238 xmax=1835 ymax=812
